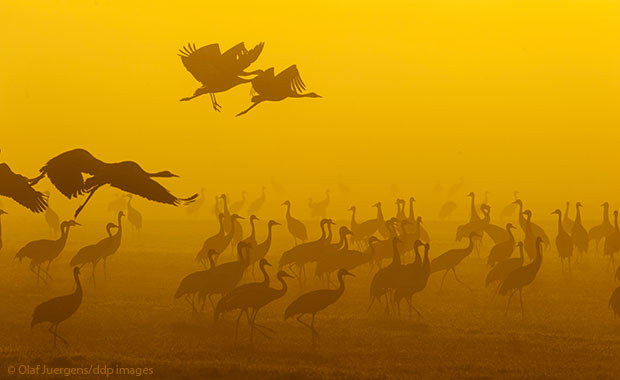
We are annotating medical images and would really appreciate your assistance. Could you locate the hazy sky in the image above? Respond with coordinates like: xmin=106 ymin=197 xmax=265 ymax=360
xmin=1 ymin=0 xmax=619 ymax=219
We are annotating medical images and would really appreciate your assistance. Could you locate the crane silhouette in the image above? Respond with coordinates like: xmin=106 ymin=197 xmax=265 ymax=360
xmin=309 ymin=190 xmax=330 ymax=219
xmin=247 ymin=187 xmax=266 ymax=215
xmin=236 ymin=65 xmax=321 ymax=116
xmin=486 ymin=241 xmax=524 ymax=290
xmin=175 ymin=249 xmax=218 ymax=313
xmin=552 ymin=209 xmax=573 ymax=273
xmin=604 ymin=211 xmax=620 ymax=270
xmin=487 ymin=224 xmax=516 ymax=266
xmin=43 ymin=191 xmax=60 ymax=236
xmin=240 ymin=214 xmax=259 ymax=249
xmin=571 ymin=202 xmax=589 ymax=261
xmin=178 ymin=42 xmax=264 ymax=111
xmin=126 ymin=195 xmax=142 ymax=232
xmin=431 ymin=232 xmax=479 ymax=290
xmin=285 ymin=268 xmax=354 ymax=344
xmin=0 ymin=161 xmax=47 ymax=213
xmin=369 ymin=237 xmax=405 ymax=314
xmin=589 ymin=202 xmax=614 ymax=251
xmin=30 ymin=149 xmax=197 ymax=217
xmin=610 ymin=287 xmax=620 ymax=321
xmin=229 ymin=192 xmax=246 ymax=214
xmin=70 ymin=222 xmax=118 ymax=287
xmin=0 ymin=209 xmax=6 ymax=251
xmin=282 ymin=200 xmax=307 ymax=245
xmin=31 ymin=267 xmax=83 ymax=347
xmin=15 ymin=220 xmax=80 ymax=283
xmin=394 ymin=243 xmax=431 ymax=319
xmin=248 ymin=220 xmax=280 ymax=275
xmin=499 ymin=237 xmax=543 ymax=319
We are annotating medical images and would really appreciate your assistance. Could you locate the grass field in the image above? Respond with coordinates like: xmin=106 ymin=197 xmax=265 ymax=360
xmin=1 ymin=217 xmax=620 ymax=379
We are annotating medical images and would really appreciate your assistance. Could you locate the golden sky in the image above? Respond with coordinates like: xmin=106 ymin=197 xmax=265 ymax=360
xmin=1 ymin=0 xmax=619 ymax=219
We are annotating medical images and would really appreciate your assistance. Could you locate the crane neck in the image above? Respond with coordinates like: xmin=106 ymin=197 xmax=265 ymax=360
xmin=207 ymin=252 xmax=217 ymax=269
xmin=603 ymin=204 xmax=611 ymax=224
xmin=250 ymin=218 xmax=256 ymax=238
xmin=376 ymin=204 xmax=384 ymax=222
xmin=575 ymin=205 xmax=582 ymax=223
xmin=276 ymin=275 xmax=289 ymax=297
xmin=74 ymin=270 xmax=83 ymax=299
xmin=408 ymin=200 xmax=414 ymax=221
xmin=555 ymin=212 xmax=564 ymax=233
xmin=391 ymin=238 xmax=401 ymax=266
xmin=259 ymin=263 xmax=270 ymax=287
xmin=350 ymin=208 xmax=356 ymax=225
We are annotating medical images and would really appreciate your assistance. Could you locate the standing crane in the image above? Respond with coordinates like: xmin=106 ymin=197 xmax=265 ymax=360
xmin=70 ymin=222 xmax=118 ymax=287
xmin=31 ymin=267 xmax=83 ymax=347
xmin=499 ymin=237 xmax=543 ymax=319
xmin=285 ymin=268 xmax=354 ymax=344
xmin=178 ymin=42 xmax=264 ymax=111
xmin=126 ymin=195 xmax=142 ymax=232
xmin=29 ymin=149 xmax=197 ymax=217
xmin=236 ymin=65 xmax=321 ymax=116
xmin=552 ymin=209 xmax=573 ymax=273
xmin=282 ymin=200 xmax=308 ymax=245
xmin=431 ymin=232 xmax=479 ymax=290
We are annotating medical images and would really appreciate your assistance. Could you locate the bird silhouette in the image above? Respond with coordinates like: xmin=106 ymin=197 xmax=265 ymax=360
xmin=236 ymin=65 xmax=321 ymax=116
xmin=31 ymin=267 xmax=83 ymax=347
xmin=0 ymin=209 xmax=6 ymax=251
xmin=406 ymin=197 xmax=431 ymax=242
xmin=220 ymin=194 xmax=243 ymax=247
xmin=486 ymin=241 xmax=524 ymax=289
xmin=513 ymin=200 xmax=550 ymax=247
xmin=43 ymin=191 xmax=60 ymax=236
xmin=285 ymin=268 xmax=354 ymax=344
xmin=30 ymin=149 xmax=197 ymax=217
xmin=70 ymin=222 xmax=118 ymax=287
xmin=247 ymin=187 xmax=266 ymax=215
xmin=196 ymin=213 xmax=243 ymax=266
xmin=589 ymin=202 xmax=614 ymax=251
xmin=563 ymin=202 xmax=575 ymax=232
xmin=0 ymin=161 xmax=47 ymax=213
xmin=604 ymin=211 xmax=620 ymax=269
xmin=369 ymin=237 xmax=405 ymax=314
xmin=439 ymin=201 xmax=457 ymax=220
xmin=394 ymin=242 xmax=431 ymax=319
xmin=178 ymin=42 xmax=264 ymax=111
xmin=431 ymin=232 xmax=479 ymax=290
xmin=499 ymin=191 xmax=519 ymax=220
xmin=248 ymin=220 xmax=280 ymax=274
xmin=571 ymin=202 xmax=589 ymax=261
xmin=487 ymin=224 xmax=516 ymax=266
xmin=175 ymin=249 xmax=219 ymax=313
xmin=467 ymin=192 xmax=482 ymax=222
xmin=374 ymin=202 xmax=391 ymax=239
xmin=609 ymin=287 xmax=620 ymax=322
xmin=309 ymin=190 xmax=330 ymax=219
xmin=229 ymin=192 xmax=246 ymax=214
xmin=240 ymin=215 xmax=260 ymax=249
xmin=282 ymin=200 xmax=308 ymax=245
xmin=15 ymin=220 xmax=81 ymax=283
xmin=96 ymin=211 xmax=124 ymax=279
xmin=349 ymin=205 xmax=379 ymax=245
xmin=551 ymin=209 xmax=573 ymax=273
xmin=480 ymin=205 xmax=509 ymax=244
xmin=126 ymin=195 xmax=142 ymax=232
xmin=499 ymin=237 xmax=543 ymax=319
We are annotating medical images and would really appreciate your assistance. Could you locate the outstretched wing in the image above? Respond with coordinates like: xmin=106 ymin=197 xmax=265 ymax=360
xmin=222 ymin=42 xmax=265 ymax=71
xmin=250 ymin=67 xmax=275 ymax=95
xmin=178 ymin=43 xmax=222 ymax=85
xmin=0 ymin=163 xmax=48 ymax=213
xmin=109 ymin=162 xmax=196 ymax=206
xmin=275 ymin=65 xmax=306 ymax=94
xmin=40 ymin=149 xmax=105 ymax=199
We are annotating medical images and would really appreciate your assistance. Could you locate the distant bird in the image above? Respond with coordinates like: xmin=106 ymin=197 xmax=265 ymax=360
xmin=186 ymin=188 xmax=206 ymax=215
xmin=30 ymin=149 xmax=197 ymax=217
xmin=220 ymin=194 xmax=243 ymax=246
xmin=486 ymin=241 xmax=524 ymax=289
xmin=487 ymin=224 xmax=516 ymax=266
xmin=309 ymin=190 xmax=330 ymax=219
xmin=604 ymin=211 xmax=620 ymax=269
xmin=236 ymin=65 xmax=321 ymax=116
xmin=571 ymin=202 xmax=589 ymax=260
xmin=282 ymin=200 xmax=308 ymax=245
xmin=285 ymin=268 xmax=354 ymax=344
xmin=70 ymin=222 xmax=118 ymax=286
xmin=0 ymin=161 xmax=47 ymax=213
xmin=589 ymin=202 xmax=614 ymax=251
xmin=247 ymin=187 xmax=266 ymax=215
xmin=0 ymin=209 xmax=6 ymax=251
xmin=43 ymin=191 xmax=60 ymax=236
xmin=229 ymin=192 xmax=246 ymax=214
xmin=563 ymin=202 xmax=575 ymax=233
xmin=15 ymin=220 xmax=81 ymax=283
xmin=499 ymin=191 xmax=519 ymax=220
xmin=107 ymin=193 xmax=126 ymax=214
xmin=31 ymin=267 xmax=83 ymax=347
xmin=178 ymin=42 xmax=264 ymax=111
xmin=96 ymin=211 xmax=124 ymax=279
xmin=499 ymin=237 xmax=543 ymax=319
xmin=467 ymin=192 xmax=482 ymax=222
xmin=439 ymin=201 xmax=457 ymax=220
xmin=551 ymin=209 xmax=573 ymax=273
xmin=431 ymin=232 xmax=479 ymax=290
xmin=609 ymin=287 xmax=620 ymax=321
xmin=126 ymin=195 xmax=142 ymax=231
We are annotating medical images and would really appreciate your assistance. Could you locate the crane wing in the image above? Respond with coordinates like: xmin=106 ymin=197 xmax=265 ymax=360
xmin=222 ymin=42 xmax=265 ymax=71
xmin=276 ymin=65 xmax=306 ymax=94
xmin=40 ymin=149 xmax=104 ymax=199
xmin=250 ymin=67 xmax=275 ymax=95
xmin=0 ymin=163 xmax=48 ymax=213
xmin=178 ymin=43 xmax=223 ymax=85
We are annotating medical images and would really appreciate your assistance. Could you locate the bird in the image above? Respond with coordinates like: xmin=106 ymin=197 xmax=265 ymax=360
xmin=174 ymin=249 xmax=219 ymax=313
xmin=31 ymin=267 xmax=83 ymax=347
xmin=216 ymin=270 xmax=294 ymax=341
xmin=467 ymin=192 xmax=482 ymax=222
xmin=486 ymin=241 xmax=524 ymax=289
xmin=196 ymin=214 xmax=243 ymax=266
xmin=480 ymin=204 xmax=509 ymax=244
xmin=126 ymin=195 xmax=142 ymax=231
xmin=285 ymin=268 xmax=354 ymax=344
xmin=349 ymin=205 xmax=379 ymax=245
xmin=107 ymin=193 xmax=126 ymax=214
xmin=0 ymin=161 xmax=47 ymax=213
xmin=571 ymin=202 xmax=589 ymax=260
xmin=240 ymin=214 xmax=259 ymax=249
xmin=374 ymin=202 xmax=391 ymax=239
xmin=247 ymin=220 xmax=280 ymax=274
xmin=588 ymin=202 xmax=614 ymax=251
xmin=178 ymin=42 xmax=264 ymax=111
xmin=15 ymin=220 xmax=81 ymax=283
xmin=220 ymin=194 xmax=243 ymax=246
xmin=513 ymin=199 xmax=550 ymax=246
xmin=95 ymin=211 xmax=124 ymax=279
xmin=247 ymin=187 xmax=266 ymax=215
xmin=236 ymin=65 xmax=321 ymax=116
xmin=439 ymin=201 xmax=457 ymax=220
xmin=43 ymin=191 xmax=60 ymax=236
xmin=229 ymin=192 xmax=246 ymax=214
xmin=70 ymin=222 xmax=118 ymax=286
xmin=487 ymin=224 xmax=516 ymax=266
xmin=394 ymin=242 xmax=431 ymax=319
xmin=499 ymin=191 xmax=519 ymax=220
xmin=604 ymin=211 xmax=620 ymax=269
xmin=406 ymin=197 xmax=430 ymax=242
xmin=610 ymin=287 xmax=620 ymax=321
xmin=431 ymin=232 xmax=479 ymax=290
xmin=522 ymin=210 xmax=538 ymax=262
xmin=369 ymin=237 xmax=405 ymax=314
xmin=563 ymin=202 xmax=575 ymax=233
xmin=499 ymin=237 xmax=543 ymax=319
xmin=30 ymin=149 xmax=197 ymax=217
xmin=309 ymin=190 xmax=330 ymax=219
xmin=0 ymin=209 xmax=6 ymax=251
xmin=551 ymin=209 xmax=573 ymax=273
xmin=282 ymin=200 xmax=308 ymax=245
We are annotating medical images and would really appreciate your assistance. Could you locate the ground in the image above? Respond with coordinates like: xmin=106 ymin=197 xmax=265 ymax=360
xmin=1 ymin=218 xmax=619 ymax=379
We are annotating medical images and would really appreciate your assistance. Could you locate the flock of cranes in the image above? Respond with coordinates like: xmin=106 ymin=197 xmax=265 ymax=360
xmin=178 ymin=42 xmax=321 ymax=115
xmin=3 ymin=155 xmax=620 ymax=346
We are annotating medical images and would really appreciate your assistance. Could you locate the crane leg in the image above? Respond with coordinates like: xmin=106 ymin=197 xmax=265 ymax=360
xmin=440 ymin=269 xmax=449 ymax=291
xmin=504 ymin=290 xmax=516 ymax=316
xmin=519 ymin=289 xmax=524 ymax=320
xmin=452 ymin=268 xmax=472 ymax=291
xmin=103 ymin=258 xmax=108 ymax=279
xmin=74 ymin=185 xmax=103 ymax=218
xmin=234 ymin=310 xmax=243 ymax=342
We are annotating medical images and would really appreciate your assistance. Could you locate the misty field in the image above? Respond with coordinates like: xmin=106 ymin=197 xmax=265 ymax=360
xmin=1 ymin=218 xmax=620 ymax=380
